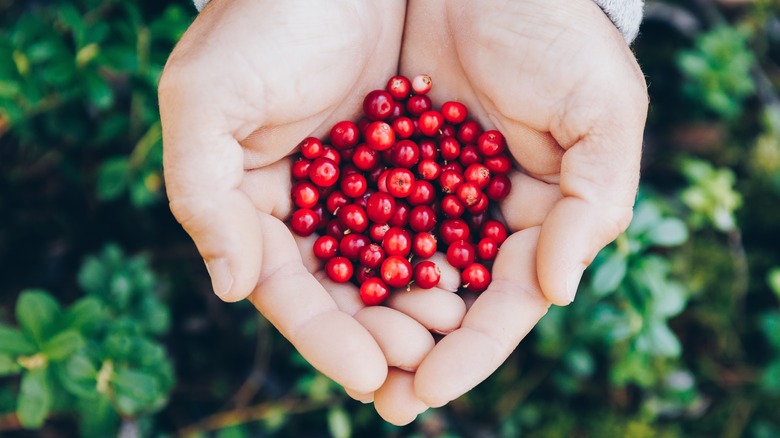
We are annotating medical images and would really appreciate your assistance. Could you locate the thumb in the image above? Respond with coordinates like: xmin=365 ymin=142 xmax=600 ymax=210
xmin=160 ymin=78 xmax=262 ymax=303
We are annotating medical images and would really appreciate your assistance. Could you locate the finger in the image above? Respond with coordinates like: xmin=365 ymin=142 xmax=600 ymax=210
xmin=423 ymin=252 xmax=460 ymax=292
xmin=374 ymin=368 xmax=428 ymax=426
xmin=345 ymin=387 xmax=374 ymax=404
xmin=239 ymin=158 xmax=294 ymax=220
xmin=354 ymin=307 xmax=435 ymax=371
xmin=414 ymin=227 xmax=550 ymax=407
xmin=385 ymin=286 xmax=466 ymax=335
xmin=294 ymin=233 xmax=324 ymax=275
xmin=500 ymin=170 xmax=562 ymax=232
xmin=246 ymin=213 xmax=387 ymax=393
xmin=315 ymin=271 xmax=366 ymax=317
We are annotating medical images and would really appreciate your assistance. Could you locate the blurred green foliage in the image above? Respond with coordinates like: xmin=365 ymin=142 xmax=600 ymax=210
xmin=1 ymin=0 xmax=780 ymax=437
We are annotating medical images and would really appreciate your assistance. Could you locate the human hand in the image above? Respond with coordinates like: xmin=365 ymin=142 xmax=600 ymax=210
xmin=394 ymin=0 xmax=649 ymax=408
xmin=158 ymin=0 xmax=408 ymax=394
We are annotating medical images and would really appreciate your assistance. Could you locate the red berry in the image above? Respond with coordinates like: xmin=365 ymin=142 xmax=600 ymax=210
xmin=325 ymin=218 xmax=345 ymax=238
xmin=456 ymin=182 xmax=483 ymax=207
xmin=291 ymin=181 xmax=319 ymax=209
xmin=408 ymin=180 xmax=435 ymax=206
xmin=462 ymin=263 xmax=491 ymax=292
xmin=292 ymin=158 xmax=311 ymax=180
xmin=359 ymin=243 xmax=386 ymax=269
xmin=411 ymin=74 xmax=432 ymax=95
xmin=441 ymin=194 xmax=466 ymax=218
xmin=477 ymin=130 xmax=506 ymax=157
xmin=409 ymin=205 xmax=436 ymax=232
xmin=413 ymin=261 xmax=441 ymax=289
xmin=299 ymin=137 xmax=323 ymax=159
xmin=340 ymin=173 xmax=367 ymax=199
xmin=439 ymin=169 xmax=464 ymax=194
xmin=337 ymin=204 xmax=369 ymax=233
xmin=418 ymin=159 xmax=441 ymax=181
xmin=382 ymin=226 xmax=412 ymax=257
xmin=326 ymin=257 xmax=354 ymax=283
xmin=326 ymin=191 xmax=349 ymax=214
xmin=484 ymin=155 xmax=512 ymax=174
xmin=457 ymin=120 xmax=482 ymax=144
xmin=439 ymin=218 xmax=470 ymax=245
xmin=388 ymin=201 xmax=410 ymax=227
xmin=441 ymin=161 xmax=463 ymax=174
xmin=485 ymin=174 xmax=512 ymax=201
xmin=386 ymin=75 xmax=411 ymax=100
xmin=439 ymin=137 xmax=461 ymax=161
xmin=418 ymin=139 xmax=438 ymax=160
xmin=330 ymin=121 xmax=360 ymax=150
xmin=446 ymin=240 xmax=476 ymax=269
xmin=363 ymin=89 xmax=395 ymax=121
xmin=360 ymin=277 xmax=391 ymax=305
xmin=290 ymin=208 xmax=319 ymax=236
xmin=467 ymin=193 xmax=489 ymax=214
xmin=308 ymin=157 xmax=340 ymax=187
xmin=392 ymin=116 xmax=415 ymax=139
xmin=390 ymin=139 xmax=420 ymax=168
xmin=321 ymin=146 xmax=341 ymax=164
xmin=418 ymin=110 xmax=445 ymax=137
xmin=340 ymin=233 xmax=370 ymax=260
xmin=441 ymin=101 xmax=468 ymax=124
xmin=406 ymin=95 xmax=432 ymax=116
xmin=481 ymin=220 xmax=508 ymax=244
xmin=352 ymin=144 xmax=380 ymax=171
xmin=381 ymin=255 xmax=413 ymax=288
xmin=369 ymin=223 xmax=390 ymax=242
xmin=469 ymin=211 xmax=489 ymax=231
xmin=355 ymin=266 xmax=378 ymax=284
xmin=459 ymin=144 xmax=481 ymax=167
xmin=386 ymin=168 xmax=415 ymax=198
xmin=364 ymin=121 xmax=396 ymax=151
xmin=412 ymin=232 xmax=437 ymax=258
xmin=365 ymin=192 xmax=396 ymax=223
xmin=477 ymin=237 xmax=498 ymax=261
xmin=464 ymin=164 xmax=491 ymax=189
xmin=313 ymin=235 xmax=339 ymax=260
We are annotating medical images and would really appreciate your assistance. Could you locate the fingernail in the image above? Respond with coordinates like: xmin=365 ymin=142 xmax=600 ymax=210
xmin=566 ymin=265 xmax=585 ymax=303
xmin=205 ymin=258 xmax=233 ymax=298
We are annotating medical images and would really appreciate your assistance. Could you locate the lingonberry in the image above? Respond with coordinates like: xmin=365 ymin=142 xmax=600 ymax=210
xmin=290 ymin=208 xmax=319 ymax=236
xmin=481 ymin=220 xmax=508 ymax=244
xmin=369 ymin=223 xmax=390 ymax=242
xmin=418 ymin=159 xmax=441 ymax=181
xmin=340 ymin=173 xmax=368 ymax=198
xmin=390 ymin=139 xmax=420 ymax=168
xmin=459 ymin=144 xmax=481 ymax=167
xmin=365 ymin=192 xmax=396 ymax=223
xmin=381 ymin=255 xmax=413 ymax=288
xmin=292 ymin=158 xmax=311 ymax=180
xmin=438 ymin=124 xmax=456 ymax=139
xmin=439 ymin=169 xmax=465 ymax=194
xmin=325 ymin=191 xmax=349 ymax=215
xmin=462 ymin=263 xmax=490 ymax=292
xmin=359 ymin=243 xmax=386 ymax=269
xmin=330 ymin=121 xmax=360 ymax=150
xmin=464 ymin=163 xmax=491 ymax=189
xmin=313 ymin=235 xmax=339 ymax=260
xmin=477 ymin=237 xmax=498 ymax=261
xmin=386 ymin=168 xmax=415 ymax=198
xmin=355 ymin=266 xmax=378 ymax=284
xmin=468 ymin=194 xmax=490 ymax=214
xmin=352 ymin=144 xmax=380 ymax=171
xmin=441 ymin=101 xmax=468 ymax=124
xmin=337 ymin=204 xmax=369 ymax=233
xmin=388 ymin=201 xmax=410 ymax=227
xmin=411 ymin=74 xmax=432 ymax=95
xmin=446 ymin=240 xmax=476 ymax=269
xmin=439 ymin=218 xmax=470 ymax=245
xmin=412 ymin=232 xmax=438 ymax=258
xmin=308 ymin=157 xmax=340 ymax=187
xmin=339 ymin=233 xmax=370 ymax=260
xmin=484 ymin=155 xmax=512 ymax=174
xmin=408 ymin=180 xmax=435 ymax=206
xmin=360 ymin=277 xmax=391 ymax=306
xmin=386 ymin=75 xmax=411 ymax=100
xmin=326 ymin=257 xmax=354 ymax=283
xmin=418 ymin=139 xmax=438 ymax=160
xmin=321 ymin=146 xmax=341 ymax=164
xmin=441 ymin=194 xmax=466 ymax=218
xmin=456 ymin=182 xmax=483 ymax=207
xmin=477 ymin=130 xmax=506 ymax=156
xmin=413 ymin=261 xmax=441 ymax=289
xmin=325 ymin=218 xmax=345 ymax=238
xmin=439 ymin=136 xmax=461 ymax=161
xmin=457 ymin=120 xmax=482 ymax=144
xmin=382 ymin=226 xmax=412 ymax=257
xmin=299 ymin=137 xmax=323 ymax=159
xmin=363 ymin=89 xmax=395 ymax=121
xmin=392 ymin=116 xmax=415 ymax=139
xmin=364 ymin=121 xmax=396 ymax=151
xmin=441 ymin=161 xmax=463 ymax=174
xmin=418 ymin=110 xmax=445 ymax=137
xmin=409 ymin=205 xmax=436 ymax=233
xmin=485 ymin=173 xmax=512 ymax=201
xmin=406 ymin=94 xmax=432 ymax=116
xmin=292 ymin=181 xmax=319 ymax=209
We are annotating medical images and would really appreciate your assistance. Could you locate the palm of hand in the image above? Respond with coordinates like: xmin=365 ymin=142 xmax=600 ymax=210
xmin=159 ymin=0 xmax=647 ymax=425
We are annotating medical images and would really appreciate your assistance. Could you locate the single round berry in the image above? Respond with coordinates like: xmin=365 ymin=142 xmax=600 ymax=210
xmin=326 ymin=191 xmax=349 ymax=215
xmin=326 ymin=257 xmax=354 ymax=283
xmin=412 ymin=232 xmax=438 ymax=258
xmin=364 ymin=121 xmax=396 ymax=151
xmin=439 ymin=137 xmax=461 ymax=161
xmin=360 ymin=277 xmax=391 ymax=305
xmin=381 ymin=255 xmax=413 ymax=288
xmin=388 ymin=201 xmax=410 ymax=227
xmin=337 ymin=204 xmax=369 ymax=233
xmin=325 ymin=218 xmax=345 ymax=238
xmin=292 ymin=158 xmax=311 ymax=180
xmin=418 ymin=159 xmax=441 ymax=181
xmin=330 ymin=121 xmax=360 ymax=150
xmin=382 ymin=226 xmax=412 ymax=257
xmin=359 ymin=243 xmax=386 ymax=270
xmin=369 ymin=223 xmax=390 ymax=242
xmin=409 ymin=205 xmax=436 ymax=232
xmin=418 ymin=140 xmax=438 ymax=160
xmin=313 ymin=235 xmax=339 ymax=260
xmin=441 ymin=101 xmax=468 ymax=124
xmin=464 ymin=164 xmax=491 ymax=189
xmin=321 ymin=146 xmax=341 ymax=164
xmin=477 ymin=237 xmax=498 ymax=261
xmin=290 ymin=208 xmax=319 ymax=236
xmin=456 ymin=182 xmax=483 ymax=207
xmin=392 ymin=116 xmax=415 ymax=139
xmin=292 ymin=181 xmax=319 ymax=209
xmin=438 ymin=124 xmax=456 ymax=139
xmin=468 ymin=193 xmax=489 ymax=214
xmin=439 ymin=218 xmax=470 ymax=245
xmin=340 ymin=173 xmax=368 ymax=199
xmin=406 ymin=95 xmax=432 ymax=116
xmin=386 ymin=75 xmax=411 ymax=100
xmin=459 ymin=144 xmax=481 ymax=167
xmin=299 ymin=137 xmax=323 ymax=159
xmin=386 ymin=168 xmax=415 ymax=198
xmin=411 ymin=74 xmax=432 ymax=95
xmin=439 ymin=169 xmax=465 ymax=194
xmin=418 ymin=110 xmax=445 ymax=137
xmin=339 ymin=233 xmax=370 ymax=260
xmin=363 ymin=89 xmax=395 ymax=121
xmin=446 ymin=240 xmax=476 ymax=269
xmin=462 ymin=263 xmax=491 ymax=292
xmin=408 ymin=180 xmax=435 ymax=206
xmin=355 ymin=266 xmax=377 ymax=284
xmin=413 ymin=261 xmax=441 ymax=289
xmin=481 ymin=220 xmax=508 ymax=244
xmin=477 ymin=130 xmax=506 ymax=156
xmin=352 ymin=144 xmax=380 ymax=171
xmin=366 ymin=192 xmax=396 ymax=223
xmin=484 ymin=155 xmax=512 ymax=174
xmin=441 ymin=194 xmax=466 ymax=218
xmin=308 ymin=157 xmax=340 ymax=187
xmin=457 ymin=120 xmax=482 ymax=144
xmin=485 ymin=174 xmax=512 ymax=201
xmin=390 ymin=139 xmax=420 ymax=168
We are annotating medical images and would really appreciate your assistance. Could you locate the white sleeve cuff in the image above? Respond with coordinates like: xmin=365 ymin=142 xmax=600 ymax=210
xmin=592 ymin=0 xmax=645 ymax=44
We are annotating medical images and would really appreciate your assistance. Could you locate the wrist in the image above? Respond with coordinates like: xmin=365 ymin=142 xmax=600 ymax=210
xmin=591 ymin=0 xmax=645 ymax=44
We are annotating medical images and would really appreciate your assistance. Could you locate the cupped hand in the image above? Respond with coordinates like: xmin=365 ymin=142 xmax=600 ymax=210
xmin=397 ymin=0 xmax=648 ymax=407
xmin=158 ymin=0 xmax=408 ymax=394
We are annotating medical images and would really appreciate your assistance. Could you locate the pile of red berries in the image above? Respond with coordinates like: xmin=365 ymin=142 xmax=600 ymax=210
xmin=289 ymin=74 xmax=512 ymax=306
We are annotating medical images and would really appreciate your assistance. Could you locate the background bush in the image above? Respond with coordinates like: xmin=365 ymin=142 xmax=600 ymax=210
xmin=1 ymin=0 xmax=779 ymax=436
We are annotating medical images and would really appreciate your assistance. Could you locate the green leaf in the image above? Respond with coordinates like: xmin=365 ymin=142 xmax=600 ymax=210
xmin=41 ymin=331 xmax=84 ymax=361
xmin=0 ymin=325 xmax=36 ymax=355
xmin=768 ymin=267 xmax=780 ymax=300
xmin=0 ymin=355 xmax=21 ymax=376
xmin=651 ymin=282 xmax=687 ymax=319
xmin=17 ymin=368 xmax=52 ymax=429
xmin=63 ymin=297 xmax=104 ymax=333
xmin=57 ymin=354 xmax=98 ymax=399
xmin=637 ymin=321 xmax=681 ymax=358
xmin=645 ymin=218 xmax=688 ymax=247
xmin=15 ymin=290 xmax=62 ymax=346
xmin=84 ymin=72 xmax=114 ymax=109
xmin=111 ymin=369 xmax=158 ymax=405
xmin=761 ymin=312 xmax=780 ymax=349
xmin=591 ymin=251 xmax=627 ymax=296
xmin=96 ymin=157 xmax=130 ymax=201
xmin=327 ymin=407 xmax=352 ymax=438
xmin=78 ymin=395 xmax=118 ymax=438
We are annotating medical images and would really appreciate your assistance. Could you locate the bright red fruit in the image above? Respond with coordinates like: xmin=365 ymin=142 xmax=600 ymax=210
xmin=482 ymin=220 xmax=509 ymax=244
xmin=359 ymin=243 xmax=386 ymax=269
xmin=386 ymin=168 xmax=415 ymax=198
xmin=365 ymin=192 xmax=396 ymax=223
xmin=462 ymin=263 xmax=491 ymax=292
xmin=447 ymin=240 xmax=476 ymax=269
xmin=308 ymin=157 xmax=340 ymax=187
xmin=337 ymin=204 xmax=368 ymax=233
xmin=477 ymin=130 xmax=506 ymax=156
xmin=290 ymin=208 xmax=319 ymax=236
xmin=363 ymin=90 xmax=395 ymax=121
xmin=365 ymin=121 xmax=396 ymax=151
xmin=412 ymin=232 xmax=437 ymax=258
xmin=382 ymin=227 xmax=412 ymax=257
xmin=381 ymin=255 xmax=413 ymax=288
xmin=441 ymin=101 xmax=468 ymax=124
xmin=360 ymin=278 xmax=391 ymax=305
xmin=313 ymin=235 xmax=339 ymax=260
xmin=386 ymin=75 xmax=411 ymax=100
xmin=477 ymin=237 xmax=498 ymax=261
xmin=299 ymin=137 xmax=323 ymax=159
xmin=330 ymin=121 xmax=360 ymax=150
xmin=326 ymin=257 xmax=353 ymax=283
xmin=414 ymin=261 xmax=441 ymax=289
xmin=292 ymin=181 xmax=319 ymax=209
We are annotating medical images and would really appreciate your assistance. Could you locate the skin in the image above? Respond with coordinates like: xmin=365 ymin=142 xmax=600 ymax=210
xmin=159 ymin=0 xmax=647 ymax=425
